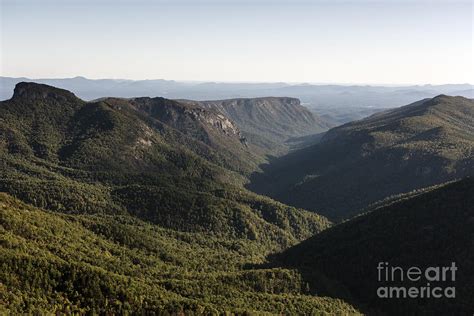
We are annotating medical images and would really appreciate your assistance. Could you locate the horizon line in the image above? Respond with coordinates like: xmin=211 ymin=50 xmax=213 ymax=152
xmin=1 ymin=75 xmax=473 ymax=87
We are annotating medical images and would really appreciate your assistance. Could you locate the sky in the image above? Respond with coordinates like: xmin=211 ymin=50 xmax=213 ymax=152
xmin=0 ymin=0 xmax=473 ymax=84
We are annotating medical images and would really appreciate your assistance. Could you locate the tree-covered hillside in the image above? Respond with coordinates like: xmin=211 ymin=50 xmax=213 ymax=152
xmin=0 ymin=193 xmax=360 ymax=314
xmin=0 ymin=82 xmax=330 ymax=245
xmin=3 ymin=82 xmax=471 ymax=314
xmin=270 ymin=178 xmax=474 ymax=315
xmin=0 ymin=83 xmax=352 ymax=314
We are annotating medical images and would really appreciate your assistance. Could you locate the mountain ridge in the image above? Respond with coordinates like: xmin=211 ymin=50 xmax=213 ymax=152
xmin=0 ymin=82 xmax=329 ymax=245
xmin=3 ymin=76 xmax=472 ymax=125
xmin=248 ymin=95 xmax=474 ymax=220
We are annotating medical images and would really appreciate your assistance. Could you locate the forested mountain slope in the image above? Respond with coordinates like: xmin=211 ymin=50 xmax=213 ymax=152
xmin=101 ymin=96 xmax=264 ymax=175
xmin=0 ymin=193 xmax=359 ymax=314
xmin=0 ymin=82 xmax=329 ymax=246
xmin=270 ymin=178 xmax=474 ymax=315
xmin=249 ymin=95 xmax=474 ymax=220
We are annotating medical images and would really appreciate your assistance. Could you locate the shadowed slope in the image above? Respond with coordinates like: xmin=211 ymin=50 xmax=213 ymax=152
xmin=249 ymin=95 xmax=474 ymax=220
xmin=270 ymin=178 xmax=474 ymax=315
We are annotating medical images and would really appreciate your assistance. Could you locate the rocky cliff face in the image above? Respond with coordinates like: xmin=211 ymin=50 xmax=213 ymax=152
xmin=104 ymin=97 xmax=246 ymax=146
xmin=12 ymin=82 xmax=78 ymax=102
xmin=190 ymin=97 xmax=329 ymax=136
xmin=181 ymin=97 xmax=332 ymax=153
xmin=100 ymin=96 xmax=260 ymax=175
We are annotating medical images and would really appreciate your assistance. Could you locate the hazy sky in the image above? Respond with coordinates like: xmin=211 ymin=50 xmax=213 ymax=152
xmin=1 ymin=0 xmax=473 ymax=84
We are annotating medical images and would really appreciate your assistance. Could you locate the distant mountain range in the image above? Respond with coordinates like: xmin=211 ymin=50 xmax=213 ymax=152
xmin=249 ymin=95 xmax=474 ymax=220
xmin=2 ymin=76 xmax=472 ymax=124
